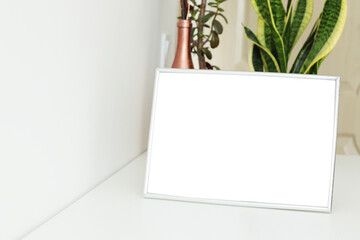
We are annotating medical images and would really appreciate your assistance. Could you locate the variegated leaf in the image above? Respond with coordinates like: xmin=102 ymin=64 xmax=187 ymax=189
xmin=290 ymin=17 xmax=320 ymax=73
xmin=288 ymin=0 xmax=313 ymax=54
xmin=249 ymin=44 xmax=264 ymax=71
xmin=283 ymin=1 xmax=293 ymax=60
xmin=301 ymin=0 xmax=347 ymax=73
xmin=251 ymin=0 xmax=287 ymax=72
xmin=269 ymin=0 xmax=286 ymax=35
xmin=257 ymin=17 xmax=278 ymax=71
xmin=244 ymin=25 xmax=280 ymax=72
xmin=267 ymin=0 xmax=287 ymax=72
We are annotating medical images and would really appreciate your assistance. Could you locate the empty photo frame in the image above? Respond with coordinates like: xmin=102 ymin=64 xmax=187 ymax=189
xmin=144 ymin=68 xmax=340 ymax=212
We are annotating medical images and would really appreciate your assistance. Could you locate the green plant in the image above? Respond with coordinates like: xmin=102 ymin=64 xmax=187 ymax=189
xmin=243 ymin=0 xmax=347 ymax=74
xmin=180 ymin=0 xmax=228 ymax=69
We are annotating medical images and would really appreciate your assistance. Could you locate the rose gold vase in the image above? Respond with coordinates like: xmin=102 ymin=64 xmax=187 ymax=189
xmin=172 ymin=19 xmax=194 ymax=69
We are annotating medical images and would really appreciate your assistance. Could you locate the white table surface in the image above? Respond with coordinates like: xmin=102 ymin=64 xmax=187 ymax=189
xmin=24 ymin=153 xmax=360 ymax=240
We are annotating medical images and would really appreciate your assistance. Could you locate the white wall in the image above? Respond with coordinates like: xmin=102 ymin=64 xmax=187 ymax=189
xmin=159 ymin=0 xmax=178 ymax=68
xmin=0 ymin=0 xmax=163 ymax=239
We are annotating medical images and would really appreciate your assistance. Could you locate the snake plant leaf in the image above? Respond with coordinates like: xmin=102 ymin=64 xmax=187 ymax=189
xmin=257 ymin=17 xmax=278 ymax=71
xmin=286 ymin=0 xmax=293 ymax=15
xmin=251 ymin=0 xmax=284 ymax=33
xmin=259 ymin=49 xmax=279 ymax=72
xmin=301 ymin=0 xmax=347 ymax=74
xmin=290 ymin=17 xmax=320 ymax=73
xmin=307 ymin=55 xmax=327 ymax=74
xmin=307 ymin=64 xmax=318 ymax=74
xmin=257 ymin=17 xmax=274 ymax=51
xmin=284 ymin=0 xmax=293 ymax=27
xmin=249 ymin=44 xmax=264 ymax=71
xmin=250 ymin=0 xmax=287 ymax=72
xmin=291 ymin=39 xmax=314 ymax=73
xmin=267 ymin=0 xmax=287 ymax=72
xmin=250 ymin=0 xmax=272 ymax=24
xmin=243 ymin=25 xmax=280 ymax=72
xmin=288 ymin=0 xmax=313 ymax=54
xmin=282 ymin=2 xmax=293 ymax=59
xmin=269 ymin=0 xmax=286 ymax=35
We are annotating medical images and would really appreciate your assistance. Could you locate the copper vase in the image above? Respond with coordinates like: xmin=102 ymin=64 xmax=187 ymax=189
xmin=172 ymin=19 xmax=194 ymax=69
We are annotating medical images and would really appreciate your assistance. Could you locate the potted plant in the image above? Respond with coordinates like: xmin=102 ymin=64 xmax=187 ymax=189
xmin=243 ymin=0 xmax=347 ymax=74
xmin=176 ymin=0 xmax=228 ymax=70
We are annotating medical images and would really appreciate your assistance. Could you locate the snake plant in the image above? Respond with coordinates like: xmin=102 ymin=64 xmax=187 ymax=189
xmin=243 ymin=0 xmax=347 ymax=74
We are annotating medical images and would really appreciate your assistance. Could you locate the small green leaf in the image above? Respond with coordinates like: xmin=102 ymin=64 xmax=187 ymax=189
xmin=213 ymin=20 xmax=223 ymax=34
xmin=206 ymin=62 xmax=214 ymax=69
xmin=191 ymin=9 xmax=199 ymax=18
xmin=199 ymin=23 xmax=211 ymax=28
xmin=202 ymin=12 xmax=215 ymax=22
xmin=191 ymin=27 xmax=196 ymax=36
xmin=203 ymin=48 xmax=213 ymax=59
xmin=218 ymin=13 xmax=228 ymax=23
xmin=210 ymin=31 xmax=220 ymax=48
xmin=212 ymin=65 xmax=220 ymax=70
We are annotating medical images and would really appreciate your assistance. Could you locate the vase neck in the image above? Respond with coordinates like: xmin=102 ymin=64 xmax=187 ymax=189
xmin=172 ymin=19 xmax=194 ymax=69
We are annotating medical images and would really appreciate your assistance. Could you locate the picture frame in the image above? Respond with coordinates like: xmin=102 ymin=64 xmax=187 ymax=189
xmin=144 ymin=68 xmax=340 ymax=212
